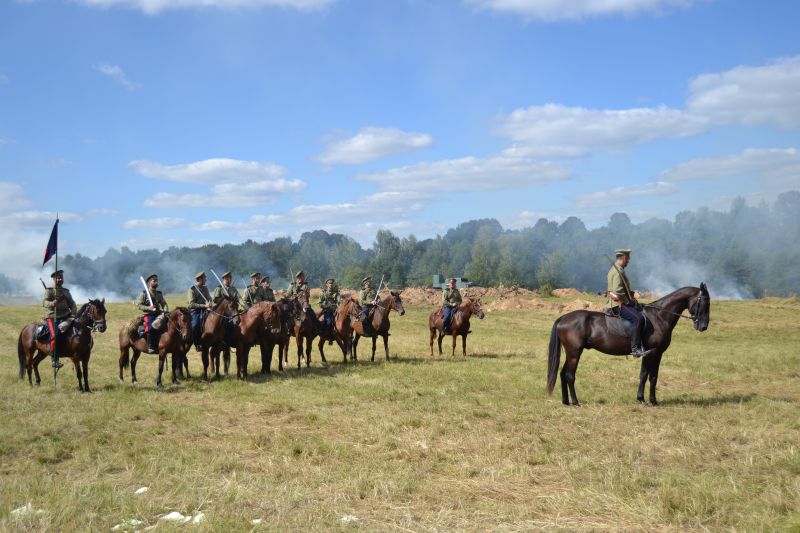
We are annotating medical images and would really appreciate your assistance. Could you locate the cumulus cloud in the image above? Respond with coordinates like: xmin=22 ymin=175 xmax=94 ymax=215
xmin=94 ymin=63 xmax=140 ymax=91
xmin=356 ymin=154 xmax=569 ymax=190
xmin=687 ymin=56 xmax=800 ymax=128
xmin=131 ymin=158 xmax=288 ymax=184
xmin=75 ymin=0 xmax=335 ymax=15
xmin=0 ymin=182 xmax=34 ymax=211
xmin=660 ymin=148 xmax=800 ymax=187
xmin=466 ymin=0 xmax=695 ymax=21
xmin=122 ymin=217 xmax=186 ymax=229
xmin=495 ymin=104 xmax=708 ymax=158
xmin=575 ymin=181 xmax=677 ymax=209
xmin=316 ymin=127 xmax=434 ymax=165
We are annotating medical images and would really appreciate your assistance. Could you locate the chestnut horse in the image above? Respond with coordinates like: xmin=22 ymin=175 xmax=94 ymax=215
xmin=429 ymin=298 xmax=485 ymax=357
xmin=235 ymin=301 xmax=284 ymax=380
xmin=352 ymin=291 xmax=405 ymax=361
xmin=329 ymin=297 xmax=361 ymax=363
xmin=18 ymin=299 xmax=107 ymax=392
xmin=119 ymin=307 xmax=192 ymax=387
xmin=547 ymin=283 xmax=710 ymax=406
xmin=199 ymin=298 xmax=240 ymax=380
xmin=282 ymin=293 xmax=319 ymax=369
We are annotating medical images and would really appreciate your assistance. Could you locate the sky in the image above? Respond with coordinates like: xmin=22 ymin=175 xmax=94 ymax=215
xmin=1 ymin=0 xmax=799 ymax=276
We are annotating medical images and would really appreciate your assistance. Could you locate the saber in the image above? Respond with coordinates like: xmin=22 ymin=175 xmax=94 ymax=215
xmin=192 ymin=284 xmax=210 ymax=304
xmin=210 ymin=269 xmax=229 ymax=297
xmin=374 ymin=274 xmax=385 ymax=303
xmin=139 ymin=276 xmax=155 ymax=308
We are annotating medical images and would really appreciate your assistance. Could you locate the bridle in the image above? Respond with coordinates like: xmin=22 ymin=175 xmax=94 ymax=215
xmin=644 ymin=290 xmax=707 ymax=325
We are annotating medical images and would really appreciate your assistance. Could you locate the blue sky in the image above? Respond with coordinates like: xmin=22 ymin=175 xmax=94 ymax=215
xmin=1 ymin=0 xmax=799 ymax=276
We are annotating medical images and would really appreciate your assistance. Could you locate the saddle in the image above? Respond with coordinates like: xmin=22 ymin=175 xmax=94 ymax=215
xmin=126 ymin=313 xmax=168 ymax=341
xmin=35 ymin=319 xmax=78 ymax=343
xmin=604 ymin=307 xmax=646 ymax=338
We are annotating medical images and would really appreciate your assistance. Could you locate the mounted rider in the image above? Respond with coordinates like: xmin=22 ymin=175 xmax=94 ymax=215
xmin=187 ymin=271 xmax=212 ymax=352
xmin=212 ymin=271 xmax=241 ymax=307
xmin=357 ymin=276 xmax=377 ymax=326
xmin=240 ymin=272 xmax=264 ymax=311
xmin=318 ymin=277 xmax=342 ymax=337
xmin=287 ymin=270 xmax=317 ymax=324
xmin=42 ymin=269 xmax=77 ymax=368
xmin=441 ymin=277 xmax=462 ymax=334
xmin=137 ymin=273 xmax=169 ymax=354
xmin=259 ymin=275 xmax=276 ymax=302
xmin=607 ymin=248 xmax=653 ymax=358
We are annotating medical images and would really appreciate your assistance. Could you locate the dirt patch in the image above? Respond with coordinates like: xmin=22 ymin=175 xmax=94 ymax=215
xmin=396 ymin=285 xmax=605 ymax=313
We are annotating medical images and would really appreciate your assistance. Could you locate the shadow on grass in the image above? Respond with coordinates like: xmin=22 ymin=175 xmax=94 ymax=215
xmin=661 ymin=393 xmax=756 ymax=407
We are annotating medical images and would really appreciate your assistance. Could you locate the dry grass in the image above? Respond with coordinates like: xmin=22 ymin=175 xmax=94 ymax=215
xmin=0 ymin=295 xmax=798 ymax=531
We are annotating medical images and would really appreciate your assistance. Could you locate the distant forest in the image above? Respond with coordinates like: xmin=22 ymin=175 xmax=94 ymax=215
xmin=4 ymin=191 xmax=798 ymax=299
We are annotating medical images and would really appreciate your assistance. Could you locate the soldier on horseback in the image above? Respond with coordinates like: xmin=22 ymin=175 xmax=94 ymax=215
xmin=357 ymin=276 xmax=377 ymax=327
xmin=318 ymin=277 xmax=342 ymax=339
xmin=260 ymin=275 xmax=276 ymax=302
xmin=212 ymin=271 xmax=240 ymax=307
xmin=607 ymin=248 xmax=653 ymax=358
xmin=240 ymin=272 xmax=264 ymax=311
xmin=442 ymin=277 xmax=462 ymax=334
xmin=287 ymin=270 xmax=318 ymax=325
xmin=42 ymin=269 xmax=77 ymax=368
xmin=187 ymin=271 xmax=212 ymax=352
xmin=138 ymin=273 xmax=169 ymax=354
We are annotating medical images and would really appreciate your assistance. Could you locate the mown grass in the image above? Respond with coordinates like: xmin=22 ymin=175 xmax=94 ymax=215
xmin=0 ymin=295 xmax=798 ymax=531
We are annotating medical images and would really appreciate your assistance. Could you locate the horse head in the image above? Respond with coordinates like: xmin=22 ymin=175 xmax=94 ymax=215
xmin=259 ymin=302 xmax=283 ymax=336
xmin=469 ymin=298 xmax=485 ymax=320
xmin=389 ymin=290 xmax=405 ymax=316
xmin=83 ymin=298 xmax=108 ymax=332
xmin=690 ymin=282 xmax=710 ymax=332
xmin=173 ymin=308 xmax=192 ymax=342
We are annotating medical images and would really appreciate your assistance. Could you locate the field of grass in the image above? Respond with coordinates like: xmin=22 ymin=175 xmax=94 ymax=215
xmin=1 ymin=294 xmax=799 ymax=531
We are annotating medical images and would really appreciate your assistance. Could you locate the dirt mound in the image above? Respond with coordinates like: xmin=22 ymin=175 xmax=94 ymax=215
xmin=552 ymin=288 xmax=583 ymax=298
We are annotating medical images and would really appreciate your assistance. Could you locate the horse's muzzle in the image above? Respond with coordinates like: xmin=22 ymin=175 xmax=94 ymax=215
xmin=96 ymin=321 xmax=107 ymax=333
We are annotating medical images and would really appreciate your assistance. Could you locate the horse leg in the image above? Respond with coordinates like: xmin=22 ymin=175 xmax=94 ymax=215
xmin=201 ymin=346 xmax=210 ymax=381
xmin=223 ymin=346 xmax=230 ymax=375
xmin=648 ymin=352 xmax=663 ymax=406
xmin=215 ymin=348 xmax=224 ymax=380
xmin=33 ymin=351 xmax=47 ymax=386
xmin=429 ymin=328 xmax=435 ymax=356
xmin=131 ymin=351 xmax=141 ymax=384
xmin=451 ymin=334 xmax=457 ymax=357
xmin=296 ymin=337 xmax=303 ymax=369
xmin=305 ymin=336 xmax=312 ymax=368
xmin=383 ymin=334 xmax=389 ymax=361
xmin=371 ymin=336 xmax=376 ymax=362
xmin=81 ymin=356 xmax=91 ymax=393
xmin=637 ymin=359 xmax=648 ymax=404
xmin=73 ymin=357 xmax=83 ymax=392
xmin=156 ymin=353 xmax=165 ymax=387
xmin=119 ymin=346 xmax=128 ymax=382
xmin=172 ymin=352 xmax=181 ymax=384
xmin=560 ymin=350 xmax=583 ymax=406
xmin=182 ymin=352 xmax=190 ymax=379
xmin=353 ymin=334 xmax=360 ymax=361
xmin=462 ymin=334 xmax=467 ymax=357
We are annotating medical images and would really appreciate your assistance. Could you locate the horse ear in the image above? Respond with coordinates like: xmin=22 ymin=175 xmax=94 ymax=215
xmin=700 ymin=282 xmax=707 ymax=292
xmin=101 ymin=298 xmax=105 ymax=304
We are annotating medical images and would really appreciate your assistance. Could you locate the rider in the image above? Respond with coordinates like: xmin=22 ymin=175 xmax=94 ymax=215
xmin=287 ymin=270 xmax=318 ymax=325
xmin=259 ymin=275 xmax=276 ymax=302
xmin=240 ymin=272 xmax=264 ymax=311
xmin=187 ymin=271 xmax=212 ymax=352
xmin=137 ymin=273 xmax=169 ymax=354
xmin=318 ymin=277 xmax=342 ymax=338
xmin=357 ymin=276 xmax=377 ymax=326
xmin=442 ymin=277 xmax=462 ymax=334
xmin=212 ymin=271 xmax=240 ymax=307
xmin=42 ymin=269 xmax=77 ymax=369
xmin=607 ymin=248 xmax=652 ymax=358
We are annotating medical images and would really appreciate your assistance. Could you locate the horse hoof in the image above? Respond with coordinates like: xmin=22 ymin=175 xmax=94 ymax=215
xmin=650 ymin=400 xmax=659 ymax=407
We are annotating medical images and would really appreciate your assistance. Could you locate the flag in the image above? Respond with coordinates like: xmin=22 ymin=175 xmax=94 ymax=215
xmin=43 ymin=218 xmax=58 ymax=267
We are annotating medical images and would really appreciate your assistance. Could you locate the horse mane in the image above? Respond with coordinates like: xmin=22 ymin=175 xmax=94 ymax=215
xmin=648 ymin=286 xmax=699 ymax=307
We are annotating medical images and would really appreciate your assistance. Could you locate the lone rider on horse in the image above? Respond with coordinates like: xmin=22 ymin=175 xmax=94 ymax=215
xmin=42 ymin=269 xmax=77 ymax=368
xmin=442 ymin=277 xmax=462 ymax=334
xmin=607 ymin=248 xmax=653 ymax=358
xmin=138 ymin=273 xmax=169 ymax=354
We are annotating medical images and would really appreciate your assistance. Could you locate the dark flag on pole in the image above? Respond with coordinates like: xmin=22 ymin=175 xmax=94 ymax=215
xmin=43 ymin=218 xmax=58 ymax=267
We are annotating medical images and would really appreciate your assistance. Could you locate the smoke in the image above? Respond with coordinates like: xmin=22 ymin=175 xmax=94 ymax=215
xmin=639 ymin=251 xmax=751 ymax=300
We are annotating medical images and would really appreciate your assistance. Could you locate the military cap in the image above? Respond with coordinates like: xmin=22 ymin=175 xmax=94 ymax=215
xmin=362 ymin=276 xmax=372 ymax=283
xmin=221 ymin=271 xmax=232 ymax=278
xmin=614 ymin=248 xmax=632 ymax=257
xmin=262 ymin=275 xmax=270 ymax=281
xmin=145 ymin=273 xmax=158 ymax=282
xmin=325 ymin=278 xmax=335 ymax=283
xmin=51 ymin=270 xmax=64 ymax=278
xmin=250 ymin=272 xmax=261 ymax=278
xmin=295 ymin=270 xmax=304 ymax=278
xmin=447 ymin=277 xmax=457 ymax=283
xmin=195 ymin=271 xmax=206 ymax=280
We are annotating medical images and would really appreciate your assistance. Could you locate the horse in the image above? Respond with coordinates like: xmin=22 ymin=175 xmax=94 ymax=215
xmin=352 ymin=290 xmax=405 ymax=361
xmin=235 ymin=301 xmax=284 ymax=380
xmin=282 ymin=292 xmax=319 ymax=369
xmin=119 ymin=307 xmax=192 ymax=387
xmin=198 ymin=298 xmax=240 ymax=381
xmin=331 ymin=297 xmax=361 ymax=363
xmin=429 ymin=297 xmax=485 ymax=357
xmin=17 ymin=299 xmax=107 ymax=392
xmin=547 ymin=283 xmax=711 ymax=406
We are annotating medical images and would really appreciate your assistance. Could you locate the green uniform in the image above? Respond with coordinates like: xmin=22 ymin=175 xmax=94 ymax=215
xmin=287 ymin=281 xmax=310 ymax=300
xmin=442 ymin=287 xmax=462 ymax=308
xmin=607 ymin=265 xmax=633 ymax=306
xmin=319 ymin=286 xmax=342 ymax=311
xmin=212 ymin=285 xmax=240 ymax=306
xmin=43 ymin=287 xmax=77 ymax=319
xmin=359 ymin=287 xmax=377 ymax=306
xmin=187 ymin=284 xmax=212 ymax=309
xmin=137 ymin=289 xmax=169 ymax=313
xmin=261 ymin=287 xmax=276 ymax=302
xmin=240 ymin=284 xmax=263 ymax=311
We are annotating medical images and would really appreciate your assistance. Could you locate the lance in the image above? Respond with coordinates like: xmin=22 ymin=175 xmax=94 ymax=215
xmin=210 ymin=269 xmax=229 ymax=297
xmin=139 ymin=276 xmax=155 ymax=308
xmin=605 ymin=255 xmax=635 ymax=303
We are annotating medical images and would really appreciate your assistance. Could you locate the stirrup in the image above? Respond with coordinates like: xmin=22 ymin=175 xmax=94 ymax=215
xmin=51 ymin=358 xmax=64 ymax=369
xmin=631 ymin=346 xmax=653 ymax=359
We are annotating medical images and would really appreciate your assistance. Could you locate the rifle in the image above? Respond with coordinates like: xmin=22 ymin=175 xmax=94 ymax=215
xmin=605 ymin=255 xmax=635 ymax=304
xmin=139 ymin=276 xmax=155 ymax=308
xmin=210 ymin=269 xmax=230 ymax=298
xmin=39 ymin=278 xmax=49 ymax=290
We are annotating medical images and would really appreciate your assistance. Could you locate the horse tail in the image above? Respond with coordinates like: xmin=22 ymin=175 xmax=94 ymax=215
xmin=17 ymin=331 xmax=25 ymax=379
xmin=546 ymin=317 xmax=562 ymax=395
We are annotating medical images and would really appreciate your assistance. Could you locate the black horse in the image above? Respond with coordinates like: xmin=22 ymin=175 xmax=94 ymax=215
xmin=547 ymin=283 xmax=710 ymax=406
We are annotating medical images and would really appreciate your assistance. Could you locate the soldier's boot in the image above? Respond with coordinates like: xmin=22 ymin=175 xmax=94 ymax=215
xmin=50 ymin=351 xmax=64 ymax=369
xmin=630 ymin=329 xmax=652 ymax=358
xmin=146 ymin=332 xmax=157 ymax=354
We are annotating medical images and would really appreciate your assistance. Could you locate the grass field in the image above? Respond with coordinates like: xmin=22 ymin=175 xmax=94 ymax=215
xmin=1 ymin=294 xmax=799 ymax=531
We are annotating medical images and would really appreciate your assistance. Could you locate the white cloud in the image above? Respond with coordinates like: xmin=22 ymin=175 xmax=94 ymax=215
xmin=687 ymin=56 xmax=800 ymax=128
xmin=575 ymin=181 xmax=677 ymax=209
xmin=131 ymin=158 xmax=288 ymax=184
xmin=0 ymin=210 xmax=82 ymax=228
xmin=0 ymin=182 xmax=34 ymax=211
xmin=660 ymin=148 xmax=800 ymax=188
xmin=94 ymin=63 xmax=140 ymax=91
xmin=76 ymin=0 xmax=335 ymax=15
xmin=495 ymin=104 xmax=708 ymax=157
xmin=316 ymin=127 xmax=433 ymax=165
xmin=356 ymin=154 xmax=569 ymax=190
xmin=466 ymin=0 xmax=694 ymax=21
xmin=122 ymin=217 xmax=186 ymax=229
xmin=87 ymin=208 xmax=121 ymax=216
xmin=142 ymin=179 xmax=303 ymax=208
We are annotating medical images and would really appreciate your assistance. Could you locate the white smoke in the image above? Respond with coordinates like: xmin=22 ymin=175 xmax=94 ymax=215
xmin=639 ymin=252 xmax=751 ymax=300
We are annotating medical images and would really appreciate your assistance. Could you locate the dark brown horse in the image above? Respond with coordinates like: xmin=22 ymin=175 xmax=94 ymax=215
xmin=547 ymin=283 xmax=710 ymax=406
xmin=18 ymin=299 xmax=107 ymax=392
xmin=282 ymin=292 xmax=319 ymax=369
xmin=317 ymin=296 xmax=361 ymax=363
xmin=352 ymin=290 xmax=405 ymax=361
xmin=429 ymin=298 xmax=485 ymax=356
xmin=119 ymin=307 xmax=192 ymax=387
xmin=199 ymin=298 xmax=240 ymax=380
xmin=235 ymin=301 xmax=284 ymax=380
